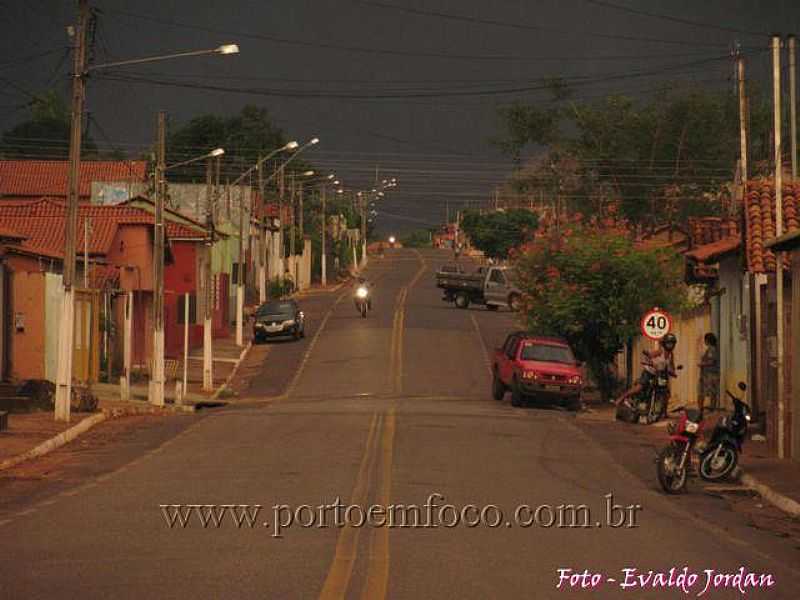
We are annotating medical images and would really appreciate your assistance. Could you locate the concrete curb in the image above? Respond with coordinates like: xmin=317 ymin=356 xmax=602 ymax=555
xmin=0 ymin=412 xmax=108 ymax=472
xmin=210 ymin=340 xmax=253 ymax=402
xmin=740 ymin=472 xmax=800 ymax=518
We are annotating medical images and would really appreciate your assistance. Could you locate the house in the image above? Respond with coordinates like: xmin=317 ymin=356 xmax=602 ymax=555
xmin=0 ymin=198 xmax=205 ymax=385
xmin=685 ymin=179 xmax=800 ymax=458
xmin=0 ymin=160 xmax=147 ymax=202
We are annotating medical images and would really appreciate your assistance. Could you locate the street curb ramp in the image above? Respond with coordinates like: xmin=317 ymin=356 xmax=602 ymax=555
xmin=0 ymin=412 xmax=107 ymax=472
xmin=740 ymin=473 xmax=800 ymax=518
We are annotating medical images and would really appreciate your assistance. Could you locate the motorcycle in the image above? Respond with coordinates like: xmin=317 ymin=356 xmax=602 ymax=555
xmin=616 ymin=353 xmax=682 ymax=425
xmin=354 ymin=284 xmax=371 ymax=318
xmin=656 ymin=404 xmax=705 ymax=494
xmin=698 ymin=382 xmax=750 ymax=481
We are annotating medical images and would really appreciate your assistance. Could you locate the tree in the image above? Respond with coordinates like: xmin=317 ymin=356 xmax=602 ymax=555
xmin=513 ymin=227 xmax=685 ymax=401
xmin=494 ymin=84 xmax=772 ymax=227
xmin=166 ymin=105 xmax=289 ymax=181
xmin=400 ymin=229 xmax=432 ymax=248
xmin=1 ymin=90 xmax=96 ymax=158
xmin=460 ymin=209 xmax=539 ymax=259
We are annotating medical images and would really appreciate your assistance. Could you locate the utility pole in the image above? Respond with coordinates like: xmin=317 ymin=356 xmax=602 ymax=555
xmin=772 ymin=34 xmax=786 ymax=459
xmin=278 ymin=163 xmax=285 ymax=281
xmin=289 ymin=172 xmax=296 ymax=285
xmin=236 ymin=183 xmax=245 ymax=347
xmin=321 ymin=184 xmax=327 ymax=286
xmin=297 ymin=179 xmax=303 ymax=286
xmin=257 ymin=157 xmax=267 ymax=303
xmin=55 ymin=0 xmax=89 ymax=422
xmin=360 ymin=191 xmax=367 ymax=268
xmin=83 ymin=217 xmax=90 ymax=289
xmin=203 ymin=158 xmax=214 ymax=392
xmin=150 ymin=110 xmax=166 ymax=406
xmin=737 ymin=51 xmax=749 ymax=197
xmin=790 ymin=35 xmax=798 ymax=178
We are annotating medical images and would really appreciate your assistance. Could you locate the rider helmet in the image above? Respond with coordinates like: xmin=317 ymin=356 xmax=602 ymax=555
xmin=660 ymin=333 xmax=677 ymax=351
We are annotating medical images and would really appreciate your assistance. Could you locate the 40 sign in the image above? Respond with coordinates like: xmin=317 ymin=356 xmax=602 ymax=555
xmin=641 ymin=307 xmax=672 ymax=340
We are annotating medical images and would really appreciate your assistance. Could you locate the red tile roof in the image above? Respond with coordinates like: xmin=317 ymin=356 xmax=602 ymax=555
xmin=744 ymin=179 xmax=800 ymax=273
xmin=0 ymin=160 xmax=147 ymax=198
xmin=685 ymin=235 xmax=741 ymax=264
xmin=688 ymin=216 xmax=739 ymax=248
xmin=0 ymin=198 xmax=203 ymax=259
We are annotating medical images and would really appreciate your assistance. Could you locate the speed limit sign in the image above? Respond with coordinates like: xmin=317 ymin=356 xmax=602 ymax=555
xmin=641 ymin=307 xmax=672 ymax=340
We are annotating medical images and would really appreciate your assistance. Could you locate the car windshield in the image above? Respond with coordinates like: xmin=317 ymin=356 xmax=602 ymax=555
xmin=520 ymin=343 xmax=574 ymax=364
xmin=257 ymin=302 xmax=295 ymax=318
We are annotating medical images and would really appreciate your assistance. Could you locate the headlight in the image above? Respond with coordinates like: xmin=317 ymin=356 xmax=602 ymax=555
xmin=255 ymin=323 xmax=265 ymax=328
xmin=284 ymin=319 xmax=295 ymax=326
xmin=568 ymin=375 xmax=582 ymax=385
xmin=685 ymin=422 xmax=699 ymax=433
xmin=745 ymin=414 xmax=751 ymax=422
xmin=522 ymin=371 xmax=538 ymax=380
xmin=356 ymin=287 xmax=368 ymax=298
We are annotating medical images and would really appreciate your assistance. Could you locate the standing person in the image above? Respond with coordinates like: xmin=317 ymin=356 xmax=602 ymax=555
xmin=699 ymin=332 xmax=720 ymax=411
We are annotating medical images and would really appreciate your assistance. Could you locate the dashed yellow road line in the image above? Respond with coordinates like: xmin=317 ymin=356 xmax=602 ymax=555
xmin=360 ymin=407 xmax=396 ymax=600
xmin=318 ymin=412 xmax=381 ymax=600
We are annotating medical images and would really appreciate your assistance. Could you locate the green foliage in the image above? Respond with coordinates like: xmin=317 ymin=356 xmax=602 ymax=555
xmin=166 ymin=105 xmax=289 ymax=181
xmin=514 ymin=227 xmax=685 ymax=400
xmin=268 ymin=277 xmax=295 ymax=298
xmin=494 ymin=84 xmax=772 ymax=226
xmin=1 ymin=90 xmax=96 ymax=158
xmin=460 ymin=209 xmax=539 ymax=259
xmin=399 ymin=229 xmax=432 ymax=248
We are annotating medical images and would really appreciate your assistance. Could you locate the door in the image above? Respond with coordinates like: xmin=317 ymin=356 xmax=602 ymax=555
xmin=484 ymin=268 xmax=508 ymax=305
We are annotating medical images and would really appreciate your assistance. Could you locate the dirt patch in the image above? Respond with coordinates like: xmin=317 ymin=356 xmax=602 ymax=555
xmin=0 ymin=413 xmax=78 ymax=462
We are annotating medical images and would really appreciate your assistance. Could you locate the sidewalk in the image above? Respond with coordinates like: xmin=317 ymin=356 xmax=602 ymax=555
xmin=580 ymin=403 xmax=800 ymax=517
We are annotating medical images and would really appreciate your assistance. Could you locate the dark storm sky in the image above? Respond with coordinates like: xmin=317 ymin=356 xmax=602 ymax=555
xmin=2 ymin=1 xmax=800 ymax=233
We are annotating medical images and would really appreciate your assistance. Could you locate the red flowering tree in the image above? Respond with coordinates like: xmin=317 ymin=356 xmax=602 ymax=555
xmin=513 ymin=227 xmax=684 ymax=400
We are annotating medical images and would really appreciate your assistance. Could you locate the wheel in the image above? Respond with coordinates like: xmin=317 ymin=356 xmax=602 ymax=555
xmin=491 ymin=372 xmax=506 ymax=401
xmin=508 ymin=293 xmax=522 ymax=311
xmin=615 ymin=400 xmax=638 ymax=424
xmin=361 ymin=304 xmax=367 ymax=318
xmin=699 ymin=443 xmax=738 ymax=481
xmin=293 ymin=327 xmax=301 ymax=340
xmin=454 ymin=293 xmax=470 ymax=309
xmin=566 ymin=396 xmax=582 ymax=412
xmin=486 ymin=304 xmax=499 ymax=311
xmin=511 ymin=381 xmax=525 ymax=407
xmin=656 ymin=444 xmax=688 ymax=494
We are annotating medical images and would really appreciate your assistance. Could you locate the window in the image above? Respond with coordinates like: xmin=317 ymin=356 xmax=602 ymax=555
xmin=489 ymin=269 xmax=506 ymax=285
xmin=177 ymin=294 xmax=197 ymax=325
xmin=520 ymin=343 xmax=575 ymax=364
xmin=505 ymin=335 xmax=519 ymax=359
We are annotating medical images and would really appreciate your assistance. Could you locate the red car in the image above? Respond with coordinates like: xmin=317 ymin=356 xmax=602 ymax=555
xmin=491 ymin=332 xmax=583 ymax=410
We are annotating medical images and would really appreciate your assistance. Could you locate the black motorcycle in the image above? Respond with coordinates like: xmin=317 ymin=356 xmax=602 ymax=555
xmin=617 ymin=355 xmax=682 ymax=425
xmin=699 ymin=382 xmax=750 ymax=481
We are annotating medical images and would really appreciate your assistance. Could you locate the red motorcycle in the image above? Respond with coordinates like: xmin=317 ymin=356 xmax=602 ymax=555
xmin=656 ymin=404 xmax=705 ymax=494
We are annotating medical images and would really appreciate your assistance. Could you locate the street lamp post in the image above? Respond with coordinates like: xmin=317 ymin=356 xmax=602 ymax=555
xmin=150 ymin=131 xmax=224 ymax=406
xmin=54 ymin=0 xmax=238 ymax=421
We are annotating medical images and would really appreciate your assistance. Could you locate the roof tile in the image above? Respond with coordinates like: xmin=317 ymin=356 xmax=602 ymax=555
xmin=0 ymin=160 xmax=146 ymax=198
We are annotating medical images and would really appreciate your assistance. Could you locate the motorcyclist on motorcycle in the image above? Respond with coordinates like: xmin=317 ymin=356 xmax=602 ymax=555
xmin=615 ymin=333 xmax=678 ymax=412
xmin=354 ymin=276 xmax=373 ymax=311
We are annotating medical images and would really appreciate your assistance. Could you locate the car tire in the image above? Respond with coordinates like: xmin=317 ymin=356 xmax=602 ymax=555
xmin=293 ymin=327 xmax=301 ymax=340
xmin=566 ymin=396 xmax=582 ymax=412
xmin=454 ymin=293 xmax=470 ymax=309
xmin=491 ymin=372 xmax=506 ymax=401
xmin=511 ymin=380 xmax=525 ymax=407
xmin=508 ymin=293 xmax=522 ymax=312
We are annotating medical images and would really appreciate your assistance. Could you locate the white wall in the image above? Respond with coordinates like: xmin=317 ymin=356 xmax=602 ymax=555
xmin=44 ymin=272 xmax=65 ymax=382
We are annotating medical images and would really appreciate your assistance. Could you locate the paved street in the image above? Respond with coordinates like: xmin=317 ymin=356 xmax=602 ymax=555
xmin=1 ymin=248 xmax=799 ymax=599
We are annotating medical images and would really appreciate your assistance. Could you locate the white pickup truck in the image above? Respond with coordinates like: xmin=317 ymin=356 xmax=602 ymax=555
xmin=435 ymin=265 xmax=522 ymax=311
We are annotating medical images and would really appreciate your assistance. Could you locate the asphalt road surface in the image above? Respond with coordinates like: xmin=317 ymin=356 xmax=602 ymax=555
xmin=1 ymin=248 xmax=799 ymax=599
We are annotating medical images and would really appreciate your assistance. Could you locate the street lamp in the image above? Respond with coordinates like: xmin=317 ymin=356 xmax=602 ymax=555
xmin=151 ymin=134 xmax=226 ymax=407
xmin=54 ymin=0 xmax=240 ymax=421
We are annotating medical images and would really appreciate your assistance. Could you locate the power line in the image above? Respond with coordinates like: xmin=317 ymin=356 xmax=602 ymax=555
xmin=355 ymin=0 xmax=743 ymax=48
xmin=580 ymin=0 xmax=772 ymax=37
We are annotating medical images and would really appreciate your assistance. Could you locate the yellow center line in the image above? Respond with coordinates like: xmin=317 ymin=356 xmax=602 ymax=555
xmin=318 ymin=412 xmax=381 ymax=600
xmin=360 ymin=407 xmax=396 ymax=600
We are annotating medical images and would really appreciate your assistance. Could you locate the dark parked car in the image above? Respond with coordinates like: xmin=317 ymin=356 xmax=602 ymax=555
xmin=253 ymin=300 xmax=305 ymax=342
